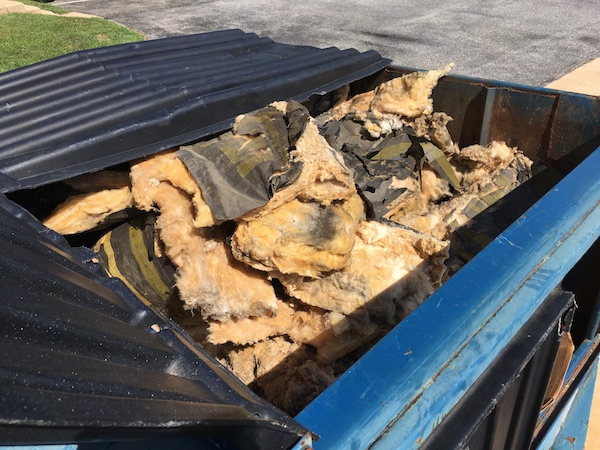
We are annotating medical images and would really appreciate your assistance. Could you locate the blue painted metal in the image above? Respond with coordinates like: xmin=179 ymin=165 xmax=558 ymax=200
xmin=535 ymin=354 xmax=598 ymax=449
xmin=296 ymin=143 xmax=600 ymax=447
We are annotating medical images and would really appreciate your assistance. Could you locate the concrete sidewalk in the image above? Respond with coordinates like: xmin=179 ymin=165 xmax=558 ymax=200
xmin=0 ymin=0 xmax=96 ymax=17
xmin=546 ymin=58 xmax=600 ymax=96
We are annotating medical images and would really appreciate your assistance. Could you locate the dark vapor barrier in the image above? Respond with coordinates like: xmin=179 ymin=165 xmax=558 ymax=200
xmin=0 ymin=29 xmax=389 ymax=192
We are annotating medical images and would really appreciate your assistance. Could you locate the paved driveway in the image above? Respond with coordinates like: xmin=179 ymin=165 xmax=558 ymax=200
xmin=57 ymin=0 xmax=600 ymax=86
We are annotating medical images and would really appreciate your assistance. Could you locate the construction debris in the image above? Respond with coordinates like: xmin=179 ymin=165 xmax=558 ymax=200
xmin=41 ymin=65 xmax=533 ymax=415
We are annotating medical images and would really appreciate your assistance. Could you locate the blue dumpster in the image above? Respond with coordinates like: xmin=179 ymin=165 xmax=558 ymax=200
xmin=1 ymin=31 xmax=599 ymax=449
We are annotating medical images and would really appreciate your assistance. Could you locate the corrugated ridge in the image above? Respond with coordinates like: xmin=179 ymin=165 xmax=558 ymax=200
xmin=1 ymin=35 xmax=275 ymax=103
xmin=0 ymin=46 xmax=350 ymax=150
xmin=0 ymin=29 xmax=390 ymax=192
xmin=0 ymin=29 xmax=255 ymax=91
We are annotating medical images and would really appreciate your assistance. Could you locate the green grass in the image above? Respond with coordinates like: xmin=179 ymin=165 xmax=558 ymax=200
xmin=15 ymin=0 xmax=70 ymax=15
xmin=0 ymin=13 xmax=144 ymax=73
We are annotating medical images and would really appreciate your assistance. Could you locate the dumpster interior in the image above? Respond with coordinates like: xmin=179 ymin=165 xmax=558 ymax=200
xmin=2 ymin=32 xmax=600 ymax=448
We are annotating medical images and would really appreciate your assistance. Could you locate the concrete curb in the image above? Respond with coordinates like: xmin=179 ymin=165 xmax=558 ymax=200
xmin=545 ymin=58 xmax=600 ymax=97
xmin=0 ymin=0 xmax=25 ymax=14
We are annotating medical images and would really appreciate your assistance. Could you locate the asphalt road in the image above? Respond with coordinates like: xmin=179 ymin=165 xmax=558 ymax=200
xmin=57 ymin=0 xmax=600 ymax=86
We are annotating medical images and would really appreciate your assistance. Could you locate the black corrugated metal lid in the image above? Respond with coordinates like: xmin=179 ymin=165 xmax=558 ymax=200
xmin=0 ymin=29 xmax=390 ymax=192
xmin=0 ymin=193 xmax=307 ymax=448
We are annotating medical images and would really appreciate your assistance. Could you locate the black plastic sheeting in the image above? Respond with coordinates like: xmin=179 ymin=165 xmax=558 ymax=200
xmin=0 ymin=193 xmax=307 ymax=448
xmin=0 ymin=29 xmax=389 ymax=193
